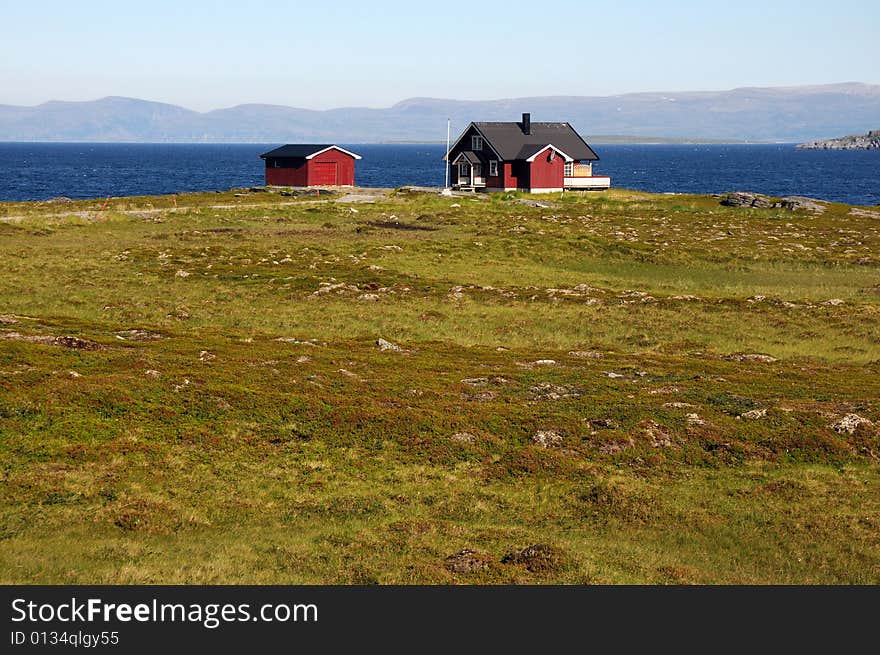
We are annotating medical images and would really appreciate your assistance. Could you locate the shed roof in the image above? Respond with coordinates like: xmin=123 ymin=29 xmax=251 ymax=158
xmin=471 ymin=122 xmax=598 ymax=161
xmin=260 ymin=144 xmax=362 ymax=160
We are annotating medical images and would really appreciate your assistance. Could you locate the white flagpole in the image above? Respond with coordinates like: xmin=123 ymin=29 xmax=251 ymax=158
xmin=444 ymin=117 xmax=450 ymax=190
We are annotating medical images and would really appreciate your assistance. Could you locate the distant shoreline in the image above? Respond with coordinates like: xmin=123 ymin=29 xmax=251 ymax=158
xmin=0 ymin=138 xmax=772 ymax=146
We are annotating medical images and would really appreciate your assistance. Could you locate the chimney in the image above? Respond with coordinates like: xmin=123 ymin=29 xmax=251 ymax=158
xmin=522 ymin=112 xmax=531 ymax=135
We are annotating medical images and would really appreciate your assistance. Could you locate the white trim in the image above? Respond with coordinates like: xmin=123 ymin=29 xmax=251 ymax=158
xmin=471 ymin=135 xmax=484 ymax=150
xmin=524 ymin=144 xmax=574 ymax=163
xmin=304 ymin=145 xmax=363 ymax=160
xmin=529 ymin=187 xmax=563 ymax=194
xmin=443 ymin=123 xmax=503 ymax=161
xmin=489 ymin=159 xmax=498 ymax=176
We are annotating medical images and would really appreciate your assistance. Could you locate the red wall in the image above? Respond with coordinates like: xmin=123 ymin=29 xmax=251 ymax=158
xmin=307 ymin=149 xmax=356 ymax=186
xmin=265 ymin=148 xmax=356 ymax=186
xmin=528 ymin=148 xmax=565 ymax=189
xmin=503 ymin=161 xmax=528 ymax=190
xmin=266 ymin=160 xmax=308 ymax=186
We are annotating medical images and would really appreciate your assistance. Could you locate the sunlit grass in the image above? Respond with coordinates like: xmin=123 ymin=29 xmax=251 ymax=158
xmin=1 ymin=187 xmax=878 ymax=583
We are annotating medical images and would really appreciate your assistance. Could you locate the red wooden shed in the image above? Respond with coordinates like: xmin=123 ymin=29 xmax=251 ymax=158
xmin=259 ymin=144 xmax=362 ymax=187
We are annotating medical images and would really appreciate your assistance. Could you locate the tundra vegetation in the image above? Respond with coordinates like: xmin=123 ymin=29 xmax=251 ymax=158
xmin=0 ymin=187 xmax=878 ymax=583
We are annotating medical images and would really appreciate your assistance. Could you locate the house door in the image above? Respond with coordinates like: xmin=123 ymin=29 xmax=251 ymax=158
xmin=458 ymin=161 xmax=470 ymax=185
xmin=312 ymin=162 xmax=337 ymax=185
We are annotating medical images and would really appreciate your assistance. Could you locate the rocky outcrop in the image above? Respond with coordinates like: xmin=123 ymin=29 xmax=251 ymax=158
xmin=720 ymin=192 xmax=827 ymax=213
xmin=444 ymin=549 xmax=491 ymax=573
xmin=721 ymin=191 xmax=776 ymax=209
xmin=796 ymin=130 xmax=880 ymax=150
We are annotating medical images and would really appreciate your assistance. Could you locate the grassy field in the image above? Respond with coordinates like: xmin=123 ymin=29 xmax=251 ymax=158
xmin=1 ymin=187 xmax=878 ymax=584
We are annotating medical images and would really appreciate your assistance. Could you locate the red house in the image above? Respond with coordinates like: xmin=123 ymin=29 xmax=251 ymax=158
xmin=260 ymin=144 xmax=362 ymax=187
xmin=443 ymin=113 xmax=610 ymax=193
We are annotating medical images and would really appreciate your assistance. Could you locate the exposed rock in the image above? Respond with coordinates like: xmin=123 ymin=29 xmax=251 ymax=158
xmin=444 ymin=549 xmax=491 ymax=574
xmin=568 ymin=350 xmax=603 ymax=359
xmin=849 ymin=207 xmax=880 ymax=219
xmin=465 ymin=390 xmax=497 ymax=402
xmin=721 ymin=192 xmax=776 ymax=209
xmin=312 ymin=282 xmax=359 ymax=296
xmin=517 ymin=198 xmax=552 ymax=208
xmin=664 ymin=402 xmax=696 ymax=409
xmin=175 ymin=269 xmax=190 ymax=278
xmin=779 ymin=196 xmax=827 ymax=214
xmin=198 ymin=350 xmax=216 ymax=361
xmin=501 ymin=544 xmax=565 ymax=572
xmin=531 ymin=430 xmax=563 ymax=448
xmin=338 ymin=368 xmax=366 ymax=381
xmin=115 ymin=329 xmax=164 ymax=341
xmin=686 ymin=413 xmax=706 ymax=427
xmin=54 ymin=335 xmax=103 ymax=350
xmin=726 ymin=353 xmax=777 ymax=363
xmin=830 ymin=413 xmax=873 ymax=434
xmin=274 ymin=337 xmax=319 ymax=346
xmin=648 ymin=385 xmax=680 ymax=395
xmin=144 ymin=369 xmax=160 ymax=378
xmin=461 ymin=377 xmax=488 ymax=386
xmin=721 ymin=191 xmax=829 ymax=214
xmin=0 ymin=332 xmax=103 ymax=350
xmin=451 ymin=432 xmax=478 ymax=444
xmin=529 ymin=382 xmax=580 ymax=401
xmin=533 ymin=359 xmax=557 ymax=366
xmin=796 ymin=129 xmax=880 ymax=150
xmin=644 ymin=420 xmax=676 ymax=446
xmin=821 ymin=298 xmax=845 ymax=306
xmin=376 ymin=338 xmax=403 ymax=352
xmin=741 ymin=408 xmax=768 ymax=420
xmin=68 ymin=370 xmax=82 ymax=378
xmin=357 ymin=293 xmax=379 ymax=302
xmin=589 ymin=418 xmax=619 ymax=430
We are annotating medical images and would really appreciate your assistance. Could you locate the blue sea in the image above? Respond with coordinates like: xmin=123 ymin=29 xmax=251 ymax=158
xmin=0 ymin=142 xmax=877 ymax=206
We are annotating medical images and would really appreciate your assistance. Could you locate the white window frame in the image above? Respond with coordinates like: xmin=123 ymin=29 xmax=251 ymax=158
xmin=471 ymin=135 xmax=483 ymax=150
xmin=458 ymin=161 xmax=469 ymax=177
xmin=564 ymin=161 xmax=573 ymax=176
xmin=473 ymin=163 xmax=482 ymax=177
xmin=489 ymin=160 xmax=498 ymax=176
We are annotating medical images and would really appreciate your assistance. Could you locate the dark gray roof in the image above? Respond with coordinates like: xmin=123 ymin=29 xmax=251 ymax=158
xmin=454 ymin=150 xmax=486 ymax=164
xmin=259 ymin=144 xmax=362 ymax=159
xmin=474 ymin=122 xmax=599 ymax=161
xmin=515 ymin=143 xmax=563 ymax=160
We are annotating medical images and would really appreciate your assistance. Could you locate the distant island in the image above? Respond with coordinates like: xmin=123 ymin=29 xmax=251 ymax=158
xmin=796 ymin=129 xmax=880 ymax=150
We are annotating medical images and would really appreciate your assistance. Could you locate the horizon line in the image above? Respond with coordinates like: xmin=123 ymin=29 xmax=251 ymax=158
xmin=2 ymin=81 xmax=876 ymax=114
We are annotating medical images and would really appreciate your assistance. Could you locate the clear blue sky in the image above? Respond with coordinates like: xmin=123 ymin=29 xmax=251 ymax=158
xmin=1 ymin=0 xmax=877 ymax=110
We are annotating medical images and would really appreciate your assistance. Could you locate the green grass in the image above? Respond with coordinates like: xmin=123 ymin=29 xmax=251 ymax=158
xmin=1 ymin=187 xmax=878 ymax=583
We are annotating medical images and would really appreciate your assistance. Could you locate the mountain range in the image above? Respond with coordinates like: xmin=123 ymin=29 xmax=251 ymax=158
xmin=1 ymin=83 xmax=879 ymax=143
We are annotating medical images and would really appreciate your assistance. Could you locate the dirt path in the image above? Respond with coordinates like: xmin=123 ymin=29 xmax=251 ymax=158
xmin=0 ymin=188 xmax=396 ymax=223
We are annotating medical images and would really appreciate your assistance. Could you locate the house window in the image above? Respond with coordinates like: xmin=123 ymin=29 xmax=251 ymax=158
xmin=273 ymin=160 xmax=281 ymax=168
xmin=471 ymin=135 xmax=483 ymax=150
xmin=564 ymin=161 xmax=573 ymax=176
xmin=489 ymin=160 xmax=498 ymax=176
xmin=458 ymin=161 xmax=469 ymax=177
